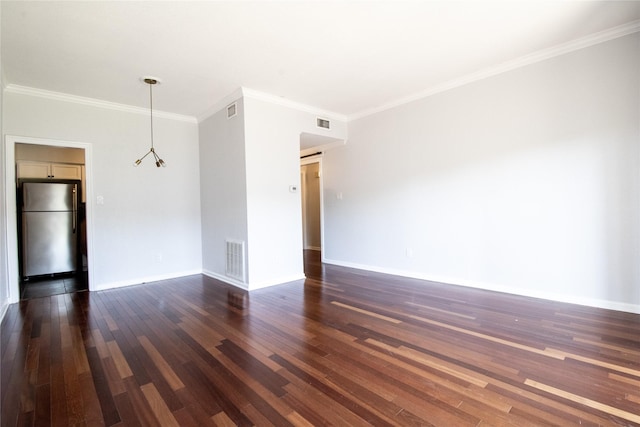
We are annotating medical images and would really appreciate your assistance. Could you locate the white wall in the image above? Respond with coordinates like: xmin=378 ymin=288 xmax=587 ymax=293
xmin=242 ymin=94 xmax=346 ymax=289
xmin=199 ymin=92 xmax=347 ymax=290
xmin=199 ymin=97 xmax=249 ymax=285
xmin=323 ymin=33 xmax=640 ymax=313
xmin=0 ymin=4 xmax=9 ymax=319
xmin=3 ymin=92 xmax=202 ymax=294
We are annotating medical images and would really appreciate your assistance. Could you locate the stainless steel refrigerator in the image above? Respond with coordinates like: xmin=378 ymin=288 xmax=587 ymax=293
xmin=20 ymin=180 xmax=80 ymax=279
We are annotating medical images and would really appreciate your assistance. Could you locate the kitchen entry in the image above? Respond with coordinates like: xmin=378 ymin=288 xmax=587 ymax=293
xmin=15 ymin=143 xmax=88 ymax=299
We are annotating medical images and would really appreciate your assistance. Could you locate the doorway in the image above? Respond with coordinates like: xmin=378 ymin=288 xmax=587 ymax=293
xmin=300 ymin=157 xmax=322 ymax=252
xmin=16 ymin=144 xmax=88 ymax=299
xmin=298 ymin=132 xmax=344 ymax=276
xmin=301 ymin=159 xmax=323 ymax=279
xmin=4 ymin=136 xmax=94 ymax=303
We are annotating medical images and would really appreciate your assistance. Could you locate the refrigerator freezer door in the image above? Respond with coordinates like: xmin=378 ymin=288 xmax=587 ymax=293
xmin=22 ymin=211 xmax=77 ymax=276
xmin=23 ymin=182 xmax=75 ymax=212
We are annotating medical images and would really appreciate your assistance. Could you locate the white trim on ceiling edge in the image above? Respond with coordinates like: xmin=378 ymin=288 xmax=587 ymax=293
xmin=199 ymin=20 xmax=640 ymax=123
xmin=196 ymin=87 xmax=349 ymax=124
xmin=3 ymin=19 xmax=638 ymax=127
xmin=241 ymin=88 xmax=349 ymax=123
xmin=196 ymin=87 xmax=244 ymax=123
xmin=348 ymin=19 xmax=640 ymax=121
xmin=3 ymin=84 xmax=197 ymax=123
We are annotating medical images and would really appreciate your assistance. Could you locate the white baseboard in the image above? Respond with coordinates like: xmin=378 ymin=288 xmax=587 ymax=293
xmin=322 ymin=258 xmax=640 ymax=315
xmin=92 ymin=269 xmax=202 ymax=292
xmin=203 ymin=269 xmax=305 ymax=291
xmin=246 ymin=274 xmax=306 ymax=291
xmin=0 ymin=300 xmax=9 ymax=324
xmin=202 ymin=269 xmax=249 ymax=290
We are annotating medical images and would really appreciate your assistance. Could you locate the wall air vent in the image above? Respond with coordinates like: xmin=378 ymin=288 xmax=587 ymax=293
xmin=316 ymin=117 xmax=330 ymax=129
xmin=226 ymin=239 xmax=245 ymax=282
xmin=227 ymin=102 xmax=237 ymax=119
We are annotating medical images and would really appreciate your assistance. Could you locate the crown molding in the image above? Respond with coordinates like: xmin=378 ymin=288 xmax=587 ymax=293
xmin=4 ymin=84 xmax=197 ymax=123
xmin=349 ymin=19 xmax=640 ymax=121
xmin=240 ymin=87 xmax=348 ymax=122
xmin=196 ymin=87 xmax=244 ymax=123
xmin=5 ymin=19 xmax=637 ymax=126
xmin=197 ymin=86 xmax=348 ymax=124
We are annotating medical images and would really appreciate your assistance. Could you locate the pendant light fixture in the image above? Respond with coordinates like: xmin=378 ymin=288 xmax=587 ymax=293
xmin=134 ymin=77 xmax=166 ymax=167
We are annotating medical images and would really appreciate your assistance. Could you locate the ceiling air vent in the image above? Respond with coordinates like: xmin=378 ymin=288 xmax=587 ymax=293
xmin=227 ymin=102 xmax=237 ymax=119
xmin=316 ymin=117 xmax=330 ymax=129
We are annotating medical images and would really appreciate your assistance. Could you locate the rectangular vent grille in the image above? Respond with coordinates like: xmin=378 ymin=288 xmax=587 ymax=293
xmin=226 ymin=240 xmax=245 ymax=282
xmin=316 ymin=117 xmax=330 ymax=129
xmin=227 ymin=102 xmax=237 ymax=119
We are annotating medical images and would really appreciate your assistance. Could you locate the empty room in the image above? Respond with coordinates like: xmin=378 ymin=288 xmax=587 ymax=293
xmin=1 ymin=1 xmax=639 ymax=426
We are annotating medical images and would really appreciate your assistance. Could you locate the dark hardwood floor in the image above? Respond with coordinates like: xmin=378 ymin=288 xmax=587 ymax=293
xmin=20 ymin=272 xmax=88 ymax=300
xmin=2 ymin=250 xmax=639 ymax=426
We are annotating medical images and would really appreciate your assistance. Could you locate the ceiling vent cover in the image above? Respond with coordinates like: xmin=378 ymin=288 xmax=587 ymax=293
xmin=227 ymin=103 xmax=237 ymax=119
xmin=316 ymin=117 xmax=330 ymax=129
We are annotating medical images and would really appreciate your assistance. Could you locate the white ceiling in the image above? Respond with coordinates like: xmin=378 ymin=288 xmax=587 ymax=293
xmin=2 ymin=1 xmax=640 ymax=121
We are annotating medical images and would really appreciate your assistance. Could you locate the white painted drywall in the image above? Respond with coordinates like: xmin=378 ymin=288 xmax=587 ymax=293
xmin=199 ymin=97 xmax=249 ymax=286
xmin=323 ymin=33 xmax=640 ymax=313
xmin=0 ymin=13 xmax=9 ymax=319
xmin=3 ymin=92 xmax=202 ymax=293
xmin=242 ymin=94 xmax=347 ymax=289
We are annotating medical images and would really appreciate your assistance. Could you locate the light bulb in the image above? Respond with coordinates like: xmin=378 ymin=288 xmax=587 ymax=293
xmin=134 ymin=159 xmax=142 ymax=166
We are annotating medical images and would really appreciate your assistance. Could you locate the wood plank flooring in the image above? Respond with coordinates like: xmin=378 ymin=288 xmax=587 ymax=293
xmin=2 ymin=250 xmax=640 ymax=426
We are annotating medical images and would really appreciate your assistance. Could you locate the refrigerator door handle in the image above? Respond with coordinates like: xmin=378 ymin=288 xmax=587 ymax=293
xmin=72 ymin=185 xmax=77 ymax=233
xmin=22 ymin=185 xmax=28 ymax=210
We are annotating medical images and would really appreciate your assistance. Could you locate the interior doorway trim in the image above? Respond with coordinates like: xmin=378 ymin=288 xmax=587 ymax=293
xmin=300 ymin=154 xmax=324 ymax=258
xmin=4 ymin=135 xmax=95 ymax=303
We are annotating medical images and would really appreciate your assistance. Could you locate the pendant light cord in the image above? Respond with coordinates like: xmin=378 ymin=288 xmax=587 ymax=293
xmin=149 ymin=81 xmax=154 ymax=151
xmin=134 ymin=77 xmax=165 ymax=167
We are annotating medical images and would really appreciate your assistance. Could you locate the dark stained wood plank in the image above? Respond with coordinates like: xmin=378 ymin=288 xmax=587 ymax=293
xmin=216 ymin=339 xmax=289 ymax=397
xmin=120 ymin=376 xmax=162 ymax=427
xmin=140 ymin=382 xmax=181 ymax=427
xmin=85 ymin=346 xmax=119 ymax=426
xmin=33 ymin=383 xmax=51 ymax=426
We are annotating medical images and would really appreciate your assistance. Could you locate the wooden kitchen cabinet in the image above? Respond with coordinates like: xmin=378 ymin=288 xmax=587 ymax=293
xmin=17 ymin=161 xmax=85 ymax=201
xmin=17 ymin=161 xmax=82 ymax=179
xmin=52 ymin=163 xmax=83 ymax=180
xmin=16 ymin=161 xmax=51 ymax=179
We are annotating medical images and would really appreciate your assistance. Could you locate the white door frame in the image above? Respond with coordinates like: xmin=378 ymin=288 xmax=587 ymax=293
xmin=300 ymin=155 xmax=324 ymax=254
xmin=4 ymin=135 xmax=95 ymax=303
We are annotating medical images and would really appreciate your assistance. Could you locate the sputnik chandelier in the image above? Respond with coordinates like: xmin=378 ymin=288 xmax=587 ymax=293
xmin=134 ymin=77 xmax=166 ymax=167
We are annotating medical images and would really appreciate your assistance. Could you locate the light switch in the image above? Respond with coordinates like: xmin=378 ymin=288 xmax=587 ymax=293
xmin=96 ymin=195 xmax=104 ymax=205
